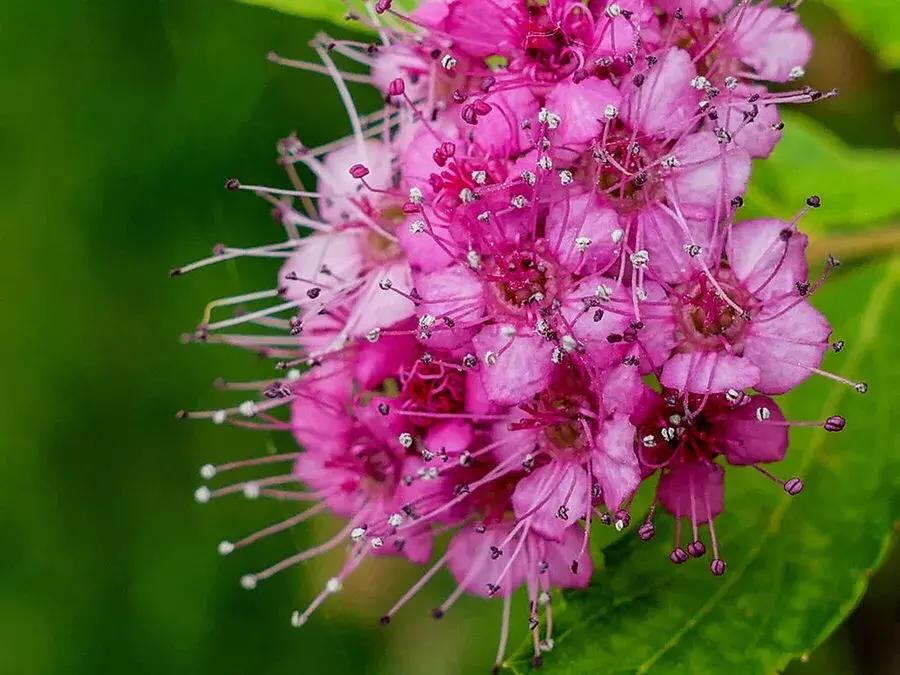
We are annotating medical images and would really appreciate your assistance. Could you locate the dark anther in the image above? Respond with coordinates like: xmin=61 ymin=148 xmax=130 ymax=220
xmin=730 ymin=196 xmax=744 ymax=208
xmin=632 ymin=73 xmax=645 ymax=87
xmin=779 ymin=228 xmax=793 ymax=241
xmin=824 ymin=415 xmax=846 ymax=432
xmin=306 ymin=287 xmax=321 ymax=299
xmin=225 ymin=178 xmax=240 ymax=190
xmin=431 ymin=608 xmax=444 ymax=619
xmin=806 ymin=194 xmax=821 ymax=208
xmin=379 ymin=615 xmax=391 ymax=625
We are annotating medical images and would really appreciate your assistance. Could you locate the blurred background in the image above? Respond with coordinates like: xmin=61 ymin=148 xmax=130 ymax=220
xmin=1 ymin=1 xmax=897 ymax=674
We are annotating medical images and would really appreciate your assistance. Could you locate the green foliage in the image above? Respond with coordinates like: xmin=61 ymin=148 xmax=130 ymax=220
xmin=745 ymin=112 xmax=900 ymax=230
xmin=817 ymin=0 xmax=900 ymax=69
xmin=239 ymin=0 xmax=417 ymax=28
xmin=512 ymin=257 xmax=900 ymax=673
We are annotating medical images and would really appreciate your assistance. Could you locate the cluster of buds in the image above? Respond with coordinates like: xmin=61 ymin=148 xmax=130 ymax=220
xmin=175 ymin=1 xmax=858 ymax=670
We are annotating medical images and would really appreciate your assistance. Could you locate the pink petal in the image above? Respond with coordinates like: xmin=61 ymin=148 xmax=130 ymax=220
xmin=729 ymin=6 xmax=813 ymax=83
xmin=593 ymin=414 xmax=641 ymax=510
xmin=727 ymin=218 xmax=808 ymax=300
xmin=635 ymin=203 xmax=715 ymax=285
xmin=743 ymin=300 xmax=830 ymax=394
xmin=622 ymin=48 xmax=700 ymax=138
xmin=446 ymin=522 xmax=526 ymax=598
xmin=512 ymin=464 xmax=591 ymax=541
xmin=656 ymin=0 xmax=733 ymax=19
xmin=717 ymin=395 xmax=788 ymax=465
xmin=657 ymin=462 xmax=724 ymax=522
xmin=546 ymin=78 xmax=621 ymax=149
xmin=416 ymin=264 xmax=486 ymax=349
xmin=472 ymin=326 xmax=554 ymax=406
xmin=424 ymin=420 xmax=474 ymax=460
xmin=545 ymin=192 xmax=622 ymax=274
xmin=535 ymin=527 xmax=592 ymax=589
xmin=660 ymin=351 xmax=761 ymax=394
xmin=278 ymin=230 xmax=365 ymax=303
xmin=666 ymin=131 xmax=751 ymax=223
xmin=318 ymin=140 xmax=395 ymax=222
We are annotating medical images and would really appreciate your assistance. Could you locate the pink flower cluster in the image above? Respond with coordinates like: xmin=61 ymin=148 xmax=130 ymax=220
xmin=177 ymin=1 xmax=860 ymax=669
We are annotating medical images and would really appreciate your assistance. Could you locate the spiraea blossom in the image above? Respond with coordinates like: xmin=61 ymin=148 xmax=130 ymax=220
xmin=174 ymin=1 xmax=863 ymax=670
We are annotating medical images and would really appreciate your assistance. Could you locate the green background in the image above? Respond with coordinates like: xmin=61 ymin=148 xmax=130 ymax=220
xmin=1 ymin=1 xmax=896 ymax=674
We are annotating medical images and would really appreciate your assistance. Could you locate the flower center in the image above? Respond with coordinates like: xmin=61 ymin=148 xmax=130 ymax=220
xmin=675 ymin=271 xmax=754 ymax=352
xmin=489 ymin=250 xmax=558 ymax=316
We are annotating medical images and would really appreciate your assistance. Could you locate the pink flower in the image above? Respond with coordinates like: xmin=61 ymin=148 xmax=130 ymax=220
xmin=631 ymin=388 xmax=845 ymax=574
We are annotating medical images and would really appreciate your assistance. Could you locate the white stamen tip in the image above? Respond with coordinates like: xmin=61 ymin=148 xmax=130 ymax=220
xmin=194 ymin=486 xmax=211 ymax=504
xmin=471 ymin=170 xmax=487 ymax=185
xmin=606 ymin=3 xmax=622 ymax=18
xmin=409 ymin=219 xmax=426 ymax=234
xmin=350 ymin=526 xmax=368 ymax=542
xmin=286 ymin=368 xmax=301 ymax=382
xmin=388 ymin=513 xmax=404 ymax=527
xmin=212 ymin=410 xmax=227 ymax=425
xmin=615 ymin=519 xmax=625 ymax=531
xmin=756 ymin=406 xmax=771 ymax=421
xmin=521 ymin=170 xmax=537 ymax=186
xmin=604 ymin=103 xmax=618 ymax=119
xmin=243 ymin=483 xmax=260 ymax=499
xmin=218 ymin=540 xmax=234 ymax=556
xmin=484 ymin=351 xmax=498 ymax=366
xmin=575 ymin=235 xmax=592 ymax=252
xmin=290 ymin=610 xmax=306 ymax=627
xmin=538 ymin=107 xmax=561 ymax=129
xmin=691 ymin=75 xmax=711 ymax=90
xmin=408 ymin=186 xmax=424 ymax=204
xmin=630 ymin=250 xmax=649 ymax=268
xmin=611 ymin=228 xmax=624 ymax=244
xmin=788 ymin=66 xmax=805 ymax=80
xmin=500 ymin=324 xmax=516 ymax=338
xmin=238 ymin=401 xmax=257 ymax=417
xmin=595 ymin=283 xmax=613 ymax=301
xmin=325 ymin=577 xmax=342 ymax=593
xmin=561 ymin=334 xmax=578 ymax=353
xmin=370 ymin=537 xmax=385 ymax=549
xmin=467 ymin=250 xmax=481 ymax=269
xmin=398 ymin=432 xmax=414 ymax=449
xmin=240 ymin=574 xmax=257 ymax=590
xmin=200 ymin=464 xmax=217 ymax=480
xmin=559 ymin=169 xmax=574 ymax=185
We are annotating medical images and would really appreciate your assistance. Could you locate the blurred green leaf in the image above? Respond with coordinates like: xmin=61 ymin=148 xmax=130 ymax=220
xmin=238 ymin=0 xmax=417 ymax=28
xmin=511 ymin=257 xmax=900 ymax=674
xmin=744 ymin=112 xmax=900 ymax=230
xmin=816 ymin=0 xmax=900 ymax=69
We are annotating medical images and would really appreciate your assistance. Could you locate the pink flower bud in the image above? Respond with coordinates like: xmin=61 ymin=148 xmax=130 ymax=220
xmin=349 ymin=164 xmax=369 ymax=179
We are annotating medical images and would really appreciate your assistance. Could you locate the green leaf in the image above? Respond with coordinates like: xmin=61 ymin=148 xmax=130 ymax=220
xmin=238 ymin=0 xmax=417 ymax=28
xmin=744 ymin=113 xmax=900 ymax=231
xmin=511 ymin=257 xmax=900 ymax=674
xmin=816 ymin=0 xmax=900 ymax=69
